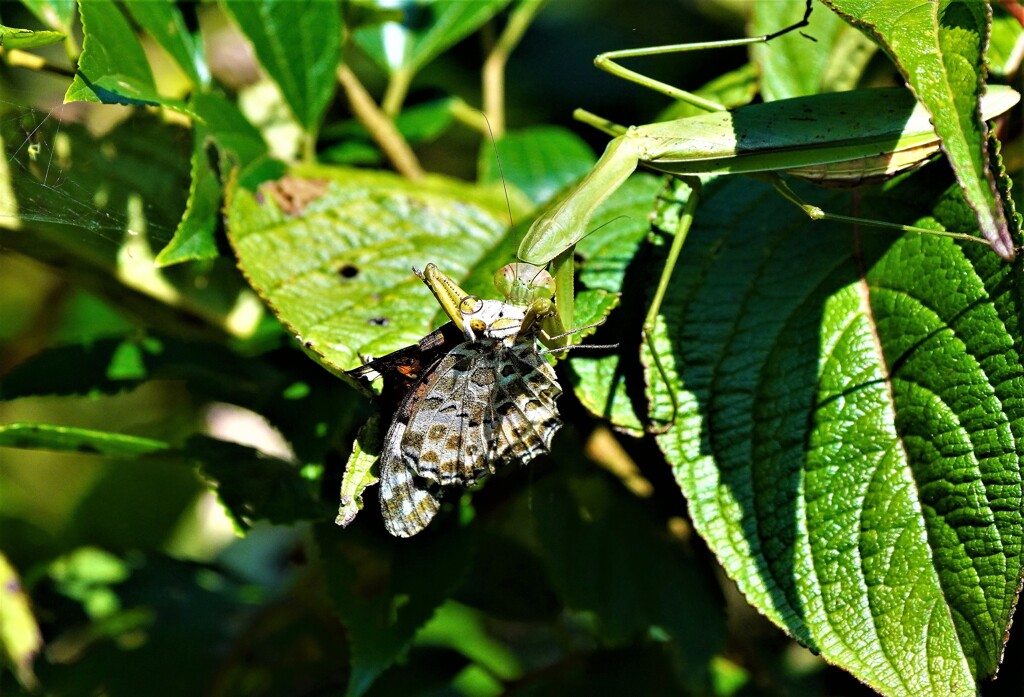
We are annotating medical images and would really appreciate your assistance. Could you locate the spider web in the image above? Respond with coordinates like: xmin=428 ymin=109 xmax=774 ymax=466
xmin=1 ymin=83 xmax=268 ymax=338
xmin=1 ymin=87 xmax=188 ymax=256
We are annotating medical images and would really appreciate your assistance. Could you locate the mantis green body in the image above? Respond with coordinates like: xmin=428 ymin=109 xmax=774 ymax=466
xmin=515 ymin=6 xmax=1020 ymax=428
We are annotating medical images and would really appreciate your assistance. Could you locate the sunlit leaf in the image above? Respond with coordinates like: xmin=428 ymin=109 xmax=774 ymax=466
xmin=823 ymin=0 xmax=1016 ymax=259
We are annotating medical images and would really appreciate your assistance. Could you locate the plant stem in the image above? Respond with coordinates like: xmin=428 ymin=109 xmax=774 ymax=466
xmin=336 ymin=63 xmax=424 ymax=180
xmin=482 ymin=0 xmax=548 ymax=137
xmin=381 ymin=68 xmax=413 ymax=117
xmin=1 ymin=48 xmax=76 ymax=78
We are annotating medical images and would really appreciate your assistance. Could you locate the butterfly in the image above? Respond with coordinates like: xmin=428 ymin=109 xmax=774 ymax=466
xmin=346 ymin=263 xmax=563 ymax=537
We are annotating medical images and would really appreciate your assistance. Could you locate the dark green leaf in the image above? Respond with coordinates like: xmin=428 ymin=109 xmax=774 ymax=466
xmin=20 ymin=0 xmax=76 ymax=34
xmin=222 ymin=0 xmax=341 ymax=133
xmin=352 ymin=0 xmax=510 ymax=77
xmin=190 ymin=435 xmax=328 ymax=530
xmin=322 ymin=97 xmax=457 ymax=144
xmin=534 ymin=467 xmax=724 ymax=694
xmin=316 ymin=521 xmax=474 ymax=697
xmin=362 ymin=647 xmax=469 ymax=697
xmin=38 ymin=553 xmax=256 ymax=697
xmin=321 ymin=98 xmax=458 ymax=166
xmin=507 ymin=644 xmax=683 ymax=697
xmin=0 ymin=335 xmax=358 ymax=467
xmin=189 ymin=91 xmax=269 ymax=169
xmin=154 ymin=128 xmax=222 ymax=265
xmin=156 ymin=93 xmax=269 ymax=266
xmin=640 ymin=171 xmax=1023 ymax=697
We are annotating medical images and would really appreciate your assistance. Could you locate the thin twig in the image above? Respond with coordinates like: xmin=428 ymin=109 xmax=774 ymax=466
xmin=336 ymin=63 xmax=424 ymax=180
xmin=1 ymin=48 xmax=76 ymax=78
xmin=482 ymin=0 xmax=548 ymax=137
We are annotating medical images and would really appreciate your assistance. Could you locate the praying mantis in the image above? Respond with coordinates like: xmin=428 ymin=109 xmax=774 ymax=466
xmin=514 ymin=1 xmax=1021 ymax=428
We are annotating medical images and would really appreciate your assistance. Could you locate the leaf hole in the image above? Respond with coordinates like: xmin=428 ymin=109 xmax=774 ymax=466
xmin=337 ymin=263 xmax=359 ymax=279
xmin=368 ymin=317 xmax=389 ymax=326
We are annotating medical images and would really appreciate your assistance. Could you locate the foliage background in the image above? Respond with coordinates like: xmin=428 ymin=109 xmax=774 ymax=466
xmin=1 ymin=1 xmax=1022 ymax=696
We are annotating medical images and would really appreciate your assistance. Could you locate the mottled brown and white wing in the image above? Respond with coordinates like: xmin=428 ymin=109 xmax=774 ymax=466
xmin=376 ymin=334 xmax=562 ymax=538
xmin=490 ymin=342 xmax=562 ymax=466
xmin=378 ymin=344 xmax=489 ymax=537
xmin=402 ymin=346 xmax=493 ymax=487
xmin=378 ymin=417 xmax=443 ymax=538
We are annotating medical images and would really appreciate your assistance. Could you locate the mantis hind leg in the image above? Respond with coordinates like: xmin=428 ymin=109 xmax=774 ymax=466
xmin=592 ymin=0 xmax=813 ymax=113
xmin=769 ymin=177 xmax=996 ymax=247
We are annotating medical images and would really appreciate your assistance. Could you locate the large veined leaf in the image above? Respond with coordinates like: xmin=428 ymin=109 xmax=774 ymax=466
xmin=619 ymin=171 xmax=1023 ymax=697
xmin=224 ymin=165 xmax=530 ymax=376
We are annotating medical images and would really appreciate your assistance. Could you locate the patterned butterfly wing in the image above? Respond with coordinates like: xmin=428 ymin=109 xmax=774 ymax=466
xmin=379 ymin=339 xmax=562 ymax=538
xmin=346 ymin=322 xmax=465 ymax=406
xmin=488 ymin=341 xmax=562 ymax=465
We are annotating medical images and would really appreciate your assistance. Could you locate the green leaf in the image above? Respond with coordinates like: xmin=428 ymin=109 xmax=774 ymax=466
xmin=478 ymin=126 xmax=597 ymax=207
xmin=361 ymin=647 xmax=469 ymax=697
xmin=534 ymin=467 xmax=725 ymax=694
xmin=20 ymin=0 xmax=76 ymax=34
xmin=751 ymin=0 xmax=878 ymax=99
xmin=157 ymin=91 xmax=271 ymax=266
xmin=0 ymin=423 xmax=171 ymax=456
xmin=336 ymin=416 xmax=383 ymax=529
xmin=322 ymin=97 xmax=457 ymax=144
xmin=64 ymin=0 xmax=167 ymax=107
xmin=122 ymin=0 xmax=207 ymax=88
xmin=567 ymin=173 xmax=667 ymax=434
xmin=222 ymin=0 xmax=341 ymax=133
xmin=189 ymin=436 xmax=328 ymax=530
xmin=0 ymin=335 xmax=356 ymax=467
xmin=413 ymin=602 xmax=521 ymax=682
xmin=352 ymin=0 xmax=510 ymax=77
xmin=316 ymin=521 xmax=475 ymax=697
xmin=822 ymin=0 xmax=1016 ymax=260
xmin=154 ymin=127 xmax=222 ymax=265
xmin=189 ymin=91 xmax=269 ymax=169
xmin=639 ymin=172 xmax=1023 ymax=697
xmin=987 ymin=10 xmax=1024 ymax=78
xmin=225 ymin=165 xmax=526 ymax=375
xmin=656 ymin=63 xmax=760 ymax=121
xmin=41 ymin=552 xmax=256 ymax=696
xmin=0 ymin=24 xmax=65 ymax=49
